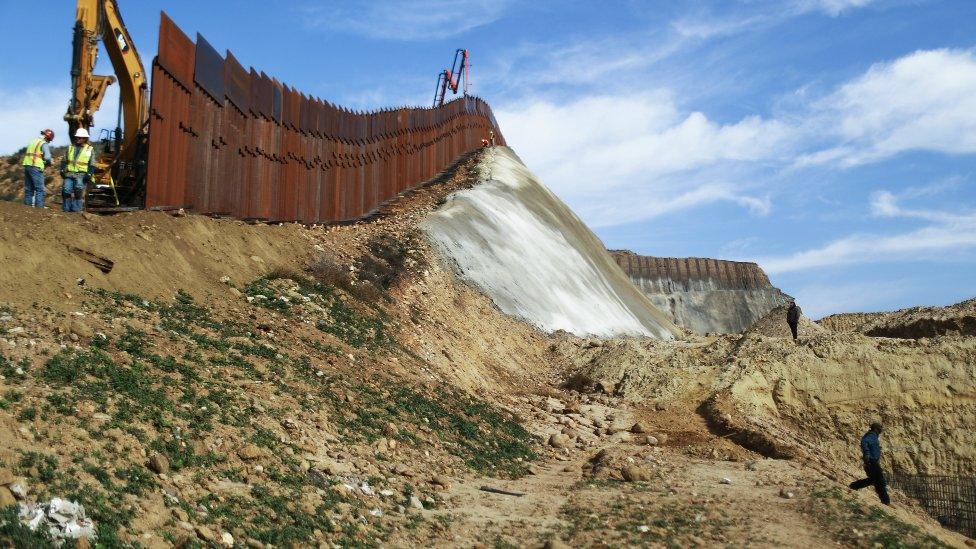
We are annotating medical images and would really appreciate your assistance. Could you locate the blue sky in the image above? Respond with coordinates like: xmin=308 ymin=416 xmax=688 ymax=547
xmin=2 ymin=0 xmax=975 ymax=318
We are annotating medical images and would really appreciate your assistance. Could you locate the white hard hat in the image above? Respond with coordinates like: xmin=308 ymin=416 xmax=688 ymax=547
xmin=74 ymin=128 xmax=90 ymax=138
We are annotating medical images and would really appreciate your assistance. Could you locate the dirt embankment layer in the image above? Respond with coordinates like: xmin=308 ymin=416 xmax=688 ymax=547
xmin=819 ymin=298 xmax=976 ymax=339
xmin=557 ymin=330 xmax=976 ymax=478
xmin=0 ymin=202 xmax=313 ymax=313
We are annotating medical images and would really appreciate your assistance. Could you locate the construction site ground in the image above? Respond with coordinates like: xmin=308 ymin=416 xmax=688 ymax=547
xmin=0 ymin=150 xmax=972 ymax=547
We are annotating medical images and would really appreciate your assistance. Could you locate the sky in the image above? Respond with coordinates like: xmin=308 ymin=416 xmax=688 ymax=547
xmin=1 ymin=0 xmax=975 ymax=318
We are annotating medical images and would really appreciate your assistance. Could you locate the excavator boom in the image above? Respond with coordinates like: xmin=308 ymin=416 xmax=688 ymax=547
xmin=65 ymin=0 xmax=149 ymax=207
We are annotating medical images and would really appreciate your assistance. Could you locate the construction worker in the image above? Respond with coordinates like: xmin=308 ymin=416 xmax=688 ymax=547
xmin=60 ymin=128 xmax=95 ymax=213
xmin=21 ymin=129 xmax=55 ymax=208
xmin=786 ymin=300 xmax=800 ymax=340
xmin=849 ymin=422 xmax=891 ymax=506
xmin=489 ymin=130 xmax=496 ymax=146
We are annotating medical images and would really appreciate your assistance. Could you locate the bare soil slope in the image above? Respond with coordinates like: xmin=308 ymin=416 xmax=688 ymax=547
xmin=0 ymin=149 xmax=969 ymax=547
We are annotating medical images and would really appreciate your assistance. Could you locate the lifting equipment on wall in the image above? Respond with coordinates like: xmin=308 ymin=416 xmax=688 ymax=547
xmin=432 ymin=49 xmax=470 ymax=108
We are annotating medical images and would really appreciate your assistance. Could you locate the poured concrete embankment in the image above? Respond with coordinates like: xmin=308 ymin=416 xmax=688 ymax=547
xmin=610 ymin=251 xmax=789 ymax=334
xmin=422 ymin=148 xmax=679 ymax=339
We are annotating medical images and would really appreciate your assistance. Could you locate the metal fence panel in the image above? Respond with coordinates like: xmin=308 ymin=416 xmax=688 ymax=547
xmin=156 ymin=13 xmax=194 ymax=90
xmin=146 ymin=13 xmax=506 ymax=224
xmin=194 ymin=34 xmax=225 ymax=104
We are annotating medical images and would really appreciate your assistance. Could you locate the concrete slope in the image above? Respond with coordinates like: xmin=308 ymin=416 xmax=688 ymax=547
xmin=422 ymin=147 xmax=680 ymax=339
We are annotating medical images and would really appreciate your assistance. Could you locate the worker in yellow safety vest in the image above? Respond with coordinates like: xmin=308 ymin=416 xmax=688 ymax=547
xmin=60 ymin=128 xmax=96 ymax=213
xmin=21 ymin=129 xmax=55 ymax=208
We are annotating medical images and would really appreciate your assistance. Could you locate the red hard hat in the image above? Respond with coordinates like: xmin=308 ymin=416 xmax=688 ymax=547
xmin=41 ymin=129 xmax=54 ymax=141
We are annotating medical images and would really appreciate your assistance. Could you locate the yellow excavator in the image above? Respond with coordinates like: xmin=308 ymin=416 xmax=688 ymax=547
xmin=64 ymin=0 xmax=149 ymax=210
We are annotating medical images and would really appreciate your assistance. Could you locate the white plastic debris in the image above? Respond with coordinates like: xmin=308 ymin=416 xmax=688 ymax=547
xmin=637 ymin=525 xmax=650 ymax=533
xmin=9 ymin=482 xmax=27 ymax=500
xmin=720 ymin=477 xmax=733 ymax=485
xmin=19 ymin=497 xmax=96 ymax=541
xmin=23 ymin=506 xmax=46 ymax=530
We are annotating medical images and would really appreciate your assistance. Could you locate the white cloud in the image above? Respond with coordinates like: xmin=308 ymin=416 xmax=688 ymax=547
xmin=791 ymin=279 xmax=909 ymax=319
xmin=869 ymin=190 xmax=900 ymax=217
xmin=761 ymin=224 xmax=976 ymax=274
xmin=493 ymin=48 xmax=976 ymax=230
xmin=0 ymin=85 xmax=72 ymax=154
xmin=671 ymin=13 xmax=769 ymax=40
xmin=760 ymin=193 xmax=976 ymax=274
xmin=299 ymin=0 xmax=510 ymax=41
xmin=795 ymin=0 xmax=875 ymax=17
xmin=0 ymin=78 xmax=121 ymax=155
xmin=671 ymin=0 xmax=875 ymax=41
xmin=496 ymin=92 xmax=791 ymax=226
xmin=800 ymin=49 xmax=976 ymax=167
xmin=479 ymin=33 xmax=689 ymax=95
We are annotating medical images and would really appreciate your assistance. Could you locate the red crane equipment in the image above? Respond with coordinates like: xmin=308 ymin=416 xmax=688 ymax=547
xmin=433 ymin=49 xmax=470 ymax=107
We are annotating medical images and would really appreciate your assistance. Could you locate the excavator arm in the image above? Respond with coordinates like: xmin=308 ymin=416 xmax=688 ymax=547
xmin=64 ymin=0 xmax=149 ymax=207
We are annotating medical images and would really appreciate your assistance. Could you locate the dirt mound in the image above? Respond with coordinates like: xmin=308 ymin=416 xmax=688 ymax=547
xmin=819 ymin=298 xmax=976 ymax=338
xmin=745 ymin=305 xmax=825 ymax=338
xmin=552 ymin=335 xmax=736 ymax=405
xmin=817 ymin=312 xmax=885 ymax=333
xmin=864 ymin=298 xmax=976 ymax=338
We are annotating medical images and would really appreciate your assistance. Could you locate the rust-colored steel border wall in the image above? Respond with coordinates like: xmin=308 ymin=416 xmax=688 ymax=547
xmin=146 ymin=13 xmax=504 ymax=223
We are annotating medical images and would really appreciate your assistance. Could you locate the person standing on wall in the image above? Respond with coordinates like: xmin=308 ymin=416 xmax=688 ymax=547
xmin=849 ymin=422 xmax=892 ymax=506
xmin=22 ymin=129 xmax=55 ymax=208
xmin=786 ymin=300 xmax=801 ymax=340
xmin=60 ymin=128 xmax=95 ymax=213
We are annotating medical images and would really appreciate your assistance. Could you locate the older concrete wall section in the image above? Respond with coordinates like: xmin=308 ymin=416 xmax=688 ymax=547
xmin=422 ymin=148 xmax=680 ymax=339
xmin=610 ymin=251 xmax=790 ymax=334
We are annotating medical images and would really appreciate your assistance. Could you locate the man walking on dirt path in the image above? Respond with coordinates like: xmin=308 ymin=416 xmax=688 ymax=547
xmin=786 ymin=300 xmax=800 ymax=340
xmin=22 ymin=129 xmax=55 ymax=208
xmin=849 ymin=422 xmax=891 ymax=506
xmin=61 ymin=128 xmax=95 ymax=213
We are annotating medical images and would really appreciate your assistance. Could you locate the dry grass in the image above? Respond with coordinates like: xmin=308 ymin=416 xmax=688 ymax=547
xmin=308 ymin=257 xmax=385 ymax=305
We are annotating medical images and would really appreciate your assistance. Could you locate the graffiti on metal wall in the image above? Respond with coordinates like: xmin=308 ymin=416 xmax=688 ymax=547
xmin=146 ymin=13 xmax=504 ymax=223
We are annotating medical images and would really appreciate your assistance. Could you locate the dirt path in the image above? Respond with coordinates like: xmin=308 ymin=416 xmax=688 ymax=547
xmin=418 ymin=390 xmax=970 ymax=548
